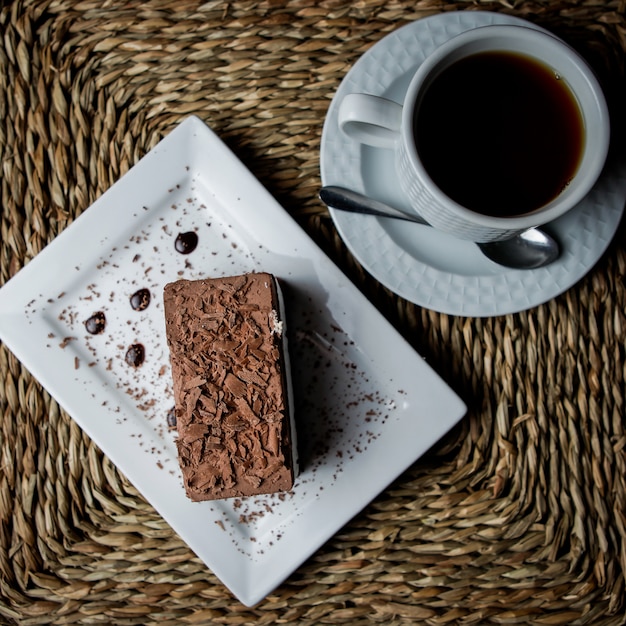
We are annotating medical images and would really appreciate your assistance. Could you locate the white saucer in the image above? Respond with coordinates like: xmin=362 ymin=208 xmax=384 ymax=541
xmin=320 ymin=11 xmax=626 ymax=317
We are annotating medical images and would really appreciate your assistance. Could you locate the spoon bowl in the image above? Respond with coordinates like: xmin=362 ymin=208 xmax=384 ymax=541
xmin=319 ymin=186 xmax=560 ymax=270
xmin=477 ymin=227 xmax=560 ymax=269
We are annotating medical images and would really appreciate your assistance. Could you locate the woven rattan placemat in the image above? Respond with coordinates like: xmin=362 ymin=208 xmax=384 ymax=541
xmin=1 ymin=1 xmax=625 ymax=624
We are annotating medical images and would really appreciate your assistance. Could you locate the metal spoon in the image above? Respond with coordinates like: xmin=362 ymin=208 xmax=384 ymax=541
xmin=319 ymin=186 xmax=560 ymax=270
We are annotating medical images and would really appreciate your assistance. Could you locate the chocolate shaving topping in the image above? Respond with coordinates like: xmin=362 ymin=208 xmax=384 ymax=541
xmin=163 ymin=273 xmax=294 ymax=501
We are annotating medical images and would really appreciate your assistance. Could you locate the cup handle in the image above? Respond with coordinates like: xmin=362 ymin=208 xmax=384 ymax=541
xmin=337 ymin=93 xmax=403 ymax=149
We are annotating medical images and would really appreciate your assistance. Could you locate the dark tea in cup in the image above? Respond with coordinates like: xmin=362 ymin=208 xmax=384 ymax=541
xmin=414 ymin=51 xmax=585 ymax=217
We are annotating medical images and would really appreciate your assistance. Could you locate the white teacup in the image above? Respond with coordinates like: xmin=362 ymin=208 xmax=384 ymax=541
xmin=338 ymin=25 xmax=610 ymax=243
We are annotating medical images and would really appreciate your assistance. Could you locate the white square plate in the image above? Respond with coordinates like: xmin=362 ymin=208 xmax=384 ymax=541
xmin=0 ymin=116 xmax=466 ymax=606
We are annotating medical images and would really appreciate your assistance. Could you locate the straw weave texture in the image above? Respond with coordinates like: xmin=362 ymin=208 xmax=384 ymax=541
xmin=1 ymin=0 xmax=626 ymax=624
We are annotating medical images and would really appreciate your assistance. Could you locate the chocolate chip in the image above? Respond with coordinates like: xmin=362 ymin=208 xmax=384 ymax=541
xmin=84 ymin=311 xmax=106 ymax=334
xmin=175 ymin=231 xmax=198 ymax=254
xmin=167 ymin=407 xmax=177 ymax=429
xmin=130 ymin=288 xmax=151 ymax=311
xmin=125 ymin=343 xmax=145 ymax=367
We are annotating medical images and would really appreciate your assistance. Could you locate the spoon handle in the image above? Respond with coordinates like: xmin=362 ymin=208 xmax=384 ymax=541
xmin=319 ymin=186 xmax=430 ymax=226
xmin=320 ymin=185 xmax=560 ymax=270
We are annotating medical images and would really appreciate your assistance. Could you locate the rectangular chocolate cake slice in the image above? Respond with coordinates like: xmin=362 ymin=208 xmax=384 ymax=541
xmin=163 ymin=273 xmax=297 ymax=501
